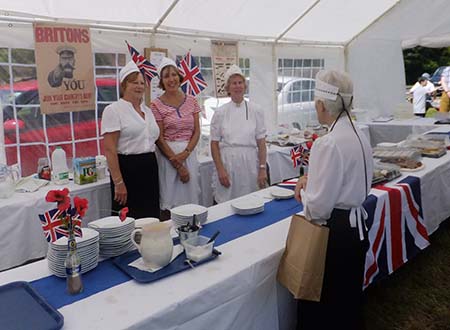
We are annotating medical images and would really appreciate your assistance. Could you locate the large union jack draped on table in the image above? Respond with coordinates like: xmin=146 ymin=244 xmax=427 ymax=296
xmin=126 ymin=41 xmax=158 ymax=84
xmin=39 ymin=208 xmax=82 ymax=243
xmin=177 ymin=52 xmax=208 ymax=97
xmin=363 ymin=176 xmax=429 ymax=288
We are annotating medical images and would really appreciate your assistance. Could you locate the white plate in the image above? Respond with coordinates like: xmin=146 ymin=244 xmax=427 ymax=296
xmin=88 ymin=216 xmax=135 ymax=229
xmin=270 ymin=186 xmax=295 ymax=199
xmin=50 ymin=228 xmax=99 ymax=247
xmin=231 ymin=198 xmax=264 ymax=211
xmin=170 ymin=204 xmax=208 ymax=217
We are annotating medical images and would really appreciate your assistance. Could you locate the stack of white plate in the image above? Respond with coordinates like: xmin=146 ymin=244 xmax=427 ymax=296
xmin=170 ymin=204 xmax=208 ymax=227
xmin=88 ymin=216 xmax=135 ymax=258
xmin=47 ymin=228 xmax=100 ymax=278
xmin=231 ymin=197 xmax=265 ymax=215
xmin=270 ymin=186 xmax=295 ymax=200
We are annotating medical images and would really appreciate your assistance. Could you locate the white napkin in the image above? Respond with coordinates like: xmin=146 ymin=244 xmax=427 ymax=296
xmin=128 ymin=244 xmax=184 ymax=273
xmin=15 ymin=175 xmax=50 ymax=192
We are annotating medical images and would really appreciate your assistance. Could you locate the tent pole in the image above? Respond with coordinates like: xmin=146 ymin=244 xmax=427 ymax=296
xmin=272 ymin=44 xmax=278 ymax=129
xmin=152 ymin=0 xmax=180 ymax=34
xmin=274 ymin=0 xmax=320 ymax=43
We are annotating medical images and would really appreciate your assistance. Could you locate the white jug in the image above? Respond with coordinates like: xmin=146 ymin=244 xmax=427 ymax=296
xmin=130 ymin=222 xmax=173 ymax=268
xmin=0 ymin=164 xmax=19 ymax=199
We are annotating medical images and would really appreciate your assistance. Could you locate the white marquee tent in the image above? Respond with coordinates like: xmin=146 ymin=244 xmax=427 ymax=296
xmin=0 ymin=0 xmax=450 ymax=130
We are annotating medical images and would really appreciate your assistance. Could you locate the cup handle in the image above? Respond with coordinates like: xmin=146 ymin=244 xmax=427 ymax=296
xmin=130 ymin=229 xmax=142 ymax=251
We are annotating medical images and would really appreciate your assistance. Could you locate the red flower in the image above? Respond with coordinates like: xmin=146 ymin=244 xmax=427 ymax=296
xmin=306 ymin=141 xmax=313 ymax=150
xmin=74 ymin=196 xmax=89 ymax=218
xmin=46 ymin=188 xmax=70 ymax=211
xmin=119 ymin=207 xmax=129 ymax=222
xmin=312 ymin=133 xmax=319 ymax=141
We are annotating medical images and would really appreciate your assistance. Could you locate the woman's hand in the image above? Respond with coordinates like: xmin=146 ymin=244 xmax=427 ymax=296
xmin=177 ymin=165 xmax=190 ymax=183
xmin=218 ymin=167 xmax=231 ymax=188
xmin=257 ymin=168 xmax=267 ymax=188
xmin=294 ymin=176 xmax=308 ymax=203
xmin=114 ymin=182 xmax=128 ymax=205
xmin=170 ymin=151 xmax=189 ymax=169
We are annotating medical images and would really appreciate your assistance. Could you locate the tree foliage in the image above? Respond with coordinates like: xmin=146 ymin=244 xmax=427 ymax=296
xmin=403 ymin=46 xmax=450 ymax=85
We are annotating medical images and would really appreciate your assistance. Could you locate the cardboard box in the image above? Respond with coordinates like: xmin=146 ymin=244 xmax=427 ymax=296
xmin=74 ymin=157 xmax=97 ymax=185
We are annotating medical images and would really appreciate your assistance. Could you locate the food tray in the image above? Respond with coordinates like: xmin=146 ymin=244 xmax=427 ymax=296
xmin=113 ymin=248 xmax=221 ymax=283
xmin=401 ymin=135 xmax=447 ymax=158
xmin=372 ymin=162 xmax=401 ymax=185
xmin=0 ymin=281 xmax=64 ymax=330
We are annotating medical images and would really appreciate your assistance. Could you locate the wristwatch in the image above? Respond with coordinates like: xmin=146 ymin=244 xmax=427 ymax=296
xmin=259 ymin=164 xmax=266 ymax=169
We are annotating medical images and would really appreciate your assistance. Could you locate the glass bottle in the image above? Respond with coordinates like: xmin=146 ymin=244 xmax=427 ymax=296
xmin=64 ymin=230 xmax=83 ymax=295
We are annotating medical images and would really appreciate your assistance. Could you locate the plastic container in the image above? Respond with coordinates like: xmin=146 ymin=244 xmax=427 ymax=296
xmin=183 ymin=235 xmax=214 ymax=262
xmin=51 ymin=146 xmax=69 ymax=185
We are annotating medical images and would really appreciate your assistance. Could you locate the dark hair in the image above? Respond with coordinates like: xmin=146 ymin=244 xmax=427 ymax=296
xmin=418 ymin=77 xmax=427 ymax=83
xmin=158 ymin=65 xmax=184 ymax=90
xmin=119 ymin=71 xmax=141 ymax=97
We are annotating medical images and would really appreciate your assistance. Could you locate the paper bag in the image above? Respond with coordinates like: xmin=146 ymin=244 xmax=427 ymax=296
xmin=277 ymin=214 xmax=329 ymax=301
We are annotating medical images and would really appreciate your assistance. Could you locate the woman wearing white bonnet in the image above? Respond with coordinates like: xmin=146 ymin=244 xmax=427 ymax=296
xmin=210 ymin=64 xmax=267 ymax=203
xmin=294 ymin=70 xmax=373 ymax=329
xmin=101 ymin=60 xmax=160 ymax=218
xmin=150 ymin=57 xmax=201 ymax=215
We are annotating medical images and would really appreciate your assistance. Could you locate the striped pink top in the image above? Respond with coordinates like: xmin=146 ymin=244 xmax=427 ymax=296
xmin=150 ymin=95 xmax=201 ymax=141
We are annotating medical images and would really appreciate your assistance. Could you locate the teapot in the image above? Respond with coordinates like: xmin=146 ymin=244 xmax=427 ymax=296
xmin=130 ymin=222 xmax=173 ymax=269
xmin=0 ymin=164 xmax=19 ymax=199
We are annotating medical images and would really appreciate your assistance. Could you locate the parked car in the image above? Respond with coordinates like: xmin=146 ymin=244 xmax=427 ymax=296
xmin=2 ymin=78 xmax=117 ymax=176
xmin=201 ymin=76 xmax=316 ymax=134
xmin=430 ymin=66 xmax=449 ymax=87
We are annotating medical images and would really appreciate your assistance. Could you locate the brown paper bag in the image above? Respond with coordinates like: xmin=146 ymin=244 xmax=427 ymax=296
xmin=277 ymin=214 xmax=329 ymax=301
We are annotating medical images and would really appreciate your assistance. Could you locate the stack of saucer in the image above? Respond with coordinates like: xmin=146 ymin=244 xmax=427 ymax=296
xmin=88 ymin=216 xmax=135 ymax=258
xmin=170 ymin=204 xmax=208 ymax=227
xmin=47 ymin=228 xmax=100 ymax=278
xmin=231 ymin=197 xmax=265 ymax=215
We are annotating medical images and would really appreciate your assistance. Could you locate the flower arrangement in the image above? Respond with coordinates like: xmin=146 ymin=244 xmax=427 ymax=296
xmin=39 ymin=188 xmax=89 ymax=243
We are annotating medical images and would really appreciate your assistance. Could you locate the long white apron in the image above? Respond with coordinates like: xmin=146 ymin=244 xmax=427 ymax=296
xmin=213 ymin=103 xmax=259 ymax=203
xmin=156 ymin=141 xmax=201 ymax=210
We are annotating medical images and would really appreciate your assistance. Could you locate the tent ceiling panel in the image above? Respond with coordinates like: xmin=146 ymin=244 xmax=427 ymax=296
xmin=283 ymin=0 xmax=398 ymax=44
xmin=161 ymin=0 xmax=312 ymax=40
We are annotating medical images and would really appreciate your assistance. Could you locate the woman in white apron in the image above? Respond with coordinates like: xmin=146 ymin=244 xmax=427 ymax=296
xmin=150 ymin=57 xmax=201 ymax=213
xmin=210 ymin=65 xmax=267 ymax=203
xmin=294 ymin=70 xmax=373 ymax=330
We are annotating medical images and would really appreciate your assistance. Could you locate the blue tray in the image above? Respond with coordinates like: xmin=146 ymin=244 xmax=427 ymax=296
xmin=113 ymin=248 xmax=221 ymax=283
xmin=0 ymin=281 xmax=64 ymax=330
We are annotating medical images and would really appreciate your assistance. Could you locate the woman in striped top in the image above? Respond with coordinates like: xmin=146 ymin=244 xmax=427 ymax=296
xmin=150 ymin=57 xmax=201 ymax=213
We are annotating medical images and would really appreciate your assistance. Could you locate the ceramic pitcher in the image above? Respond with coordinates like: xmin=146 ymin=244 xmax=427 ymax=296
xmin=130 ymin=222 xmax=173 ymax=268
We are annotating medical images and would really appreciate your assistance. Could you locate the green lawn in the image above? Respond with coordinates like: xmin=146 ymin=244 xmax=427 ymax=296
xmin=365 ymin=220 xmax=450 ymax=330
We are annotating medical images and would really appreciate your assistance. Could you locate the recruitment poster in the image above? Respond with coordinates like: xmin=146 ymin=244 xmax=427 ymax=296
xmin=34 ymin=23 xmax=95 ymax=114
xmin=211 ymin=40 xmax=238 ymax=98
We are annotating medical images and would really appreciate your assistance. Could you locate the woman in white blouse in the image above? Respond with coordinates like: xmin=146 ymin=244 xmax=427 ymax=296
xmin=101 ymin=61 xmax=160 ymax=219
xmin=210 ymin=65 xmax=267 ymax=203
xmin=294 ymin=70 xmax=373 ymax=330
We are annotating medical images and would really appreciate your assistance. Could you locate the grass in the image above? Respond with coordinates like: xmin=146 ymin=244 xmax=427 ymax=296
xmin=365 ymin=220 xmax=450 ymax=330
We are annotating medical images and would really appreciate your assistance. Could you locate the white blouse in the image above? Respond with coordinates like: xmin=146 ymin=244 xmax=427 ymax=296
xmin=101 ymin=99 xmax=160 ymax=154
xmin=302 ymin=116 xmax=373 ymax=222
xmin=210 ymin=101 xmax=266 ymax=147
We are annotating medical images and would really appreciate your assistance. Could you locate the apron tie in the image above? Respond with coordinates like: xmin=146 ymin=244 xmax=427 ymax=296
xmin=349 ymin=206 xmax=367 ymax=241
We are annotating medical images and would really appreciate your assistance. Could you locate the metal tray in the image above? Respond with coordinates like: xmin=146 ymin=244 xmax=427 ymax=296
xmin=113 ymin=248 xmax=221 ymax=283
xmin=0 ymin=281 xmax=64 ymax=330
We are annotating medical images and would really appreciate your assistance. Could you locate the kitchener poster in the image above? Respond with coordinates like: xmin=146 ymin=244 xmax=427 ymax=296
xmin=34 ymin=23 xmax=95 ymax=114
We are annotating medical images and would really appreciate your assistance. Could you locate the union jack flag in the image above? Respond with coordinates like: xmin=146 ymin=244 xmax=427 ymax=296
xmin=177 ymin=52 xmax=207 ymax=96
xmin=363 ymin=176 xmax=429 ymax=288
xmin=39 ymin=209 xmax=82 ymax=243
xmin=278 ymin=178 xmax=298 ymax=190
xmin=126 ymin=41 xmax=158 ymax=84
xmin=290 ymin=144 xmax=309 ymax=168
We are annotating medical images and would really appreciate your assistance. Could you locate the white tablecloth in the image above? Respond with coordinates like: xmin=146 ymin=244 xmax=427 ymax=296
xmin=361 ymin=117 xmax=444 ymax=146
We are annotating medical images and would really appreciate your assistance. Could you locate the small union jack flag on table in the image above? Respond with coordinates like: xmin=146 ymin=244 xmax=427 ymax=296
xmin=178 ymin=51 xmax=208 ymax=97
xmin=126 ymin=41 xmax=158 ymax=84
xmin=290 ymin=144 xmax=310 ymax=168
xmin=39 ymin=209 xmax=82 ymax=243
xmin=363 ymin=176 xmax=429 ymax=288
